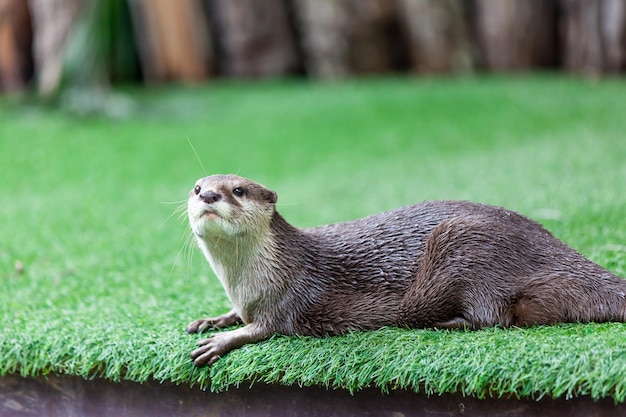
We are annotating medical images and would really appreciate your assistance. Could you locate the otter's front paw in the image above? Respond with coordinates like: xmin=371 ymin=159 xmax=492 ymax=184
xmin=186 ymin=318 xmax=217 ymax=334
xmin=189 ymin=323 xmax=269 ymax=367
xmin=191 ymin=334 xmax=232 ymax=367
xmin=187 ymin=310 xmax=242 ymax=333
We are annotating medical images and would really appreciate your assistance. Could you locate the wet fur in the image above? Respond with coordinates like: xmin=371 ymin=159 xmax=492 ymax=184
xmin=187 ymin=175 xmax=626 ymax=366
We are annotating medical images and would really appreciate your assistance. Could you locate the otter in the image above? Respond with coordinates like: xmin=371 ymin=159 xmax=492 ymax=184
xmin=186 ymin=174 xmax=626 ymax=367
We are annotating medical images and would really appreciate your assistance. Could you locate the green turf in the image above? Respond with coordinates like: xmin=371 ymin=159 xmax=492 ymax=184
xmin=1 ymin=75 xmax=625 ymax=400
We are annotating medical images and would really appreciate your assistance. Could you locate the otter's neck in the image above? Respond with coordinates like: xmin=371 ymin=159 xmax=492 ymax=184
xmin=197 ymin=211 xmax=306 ymax=322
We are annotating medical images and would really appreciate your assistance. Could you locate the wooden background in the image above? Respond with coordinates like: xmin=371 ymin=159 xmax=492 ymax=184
xmin=1 ymin=0 xmax=625 ymax=95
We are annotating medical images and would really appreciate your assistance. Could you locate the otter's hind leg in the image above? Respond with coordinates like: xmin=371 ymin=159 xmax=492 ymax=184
xmin=400 ymin=216 xmax=510 ymax=329
xmin=509 ymin=271 xmax=626 ymax=326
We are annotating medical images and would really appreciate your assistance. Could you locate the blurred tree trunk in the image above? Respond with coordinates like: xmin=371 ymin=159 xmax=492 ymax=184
xmin=560 ymin=0 xmax=626 ymax=75
xmin=208 ymin=0 xmax=299 ymax=78
xmin=128 ymin=0 xmax=212 ymax=82
xmin=396 ymin=0 xmax=473 ymax=73
xmin=294 ymin=0 xmax=406 ymax=79
xmin=474 ymin=0 xmax=558 ymax=71
xmin=0 ymin=0 xmax=33 ymax=92
xmin=602 ymin=0 xmax=626 ymax=72
xmin=292 ymin=0 xmax=350 ymax=78
xmin=28 ymin=0 xmax=83 ymax=96
xmin=346 ymin=0 xmax=406 ymax=74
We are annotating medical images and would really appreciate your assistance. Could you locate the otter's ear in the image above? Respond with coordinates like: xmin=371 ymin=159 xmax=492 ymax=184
xmin=266 ymin=190 xmax=278 ymax=204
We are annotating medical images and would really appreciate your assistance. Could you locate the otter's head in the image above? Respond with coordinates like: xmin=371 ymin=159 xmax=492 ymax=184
xmin=188 ymin=174 xmax=278 ymax=239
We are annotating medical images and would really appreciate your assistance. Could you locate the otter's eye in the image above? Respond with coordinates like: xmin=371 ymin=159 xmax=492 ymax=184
xmin=232 ymin=187 xmax=245 ymax=197
xmin=194 ymin=185 xmax=201 ymax=195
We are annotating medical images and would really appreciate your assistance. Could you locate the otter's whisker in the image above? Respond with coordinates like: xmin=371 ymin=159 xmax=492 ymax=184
xmin=184 ymin=232 xmax=196 ymax=280
xmin=187 ymin=137 xmax=207 ymax=177
xmin=169 ymin=226 xmax=196 ymax=281
xmin=162 ymin=201 xmax=189 ymax=227
xmin=161 ymin=199 xmax=189 ymax=205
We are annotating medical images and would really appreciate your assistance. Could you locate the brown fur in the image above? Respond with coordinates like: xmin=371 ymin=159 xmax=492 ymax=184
xmin=186 ymin=174 xmax=626 ymax=366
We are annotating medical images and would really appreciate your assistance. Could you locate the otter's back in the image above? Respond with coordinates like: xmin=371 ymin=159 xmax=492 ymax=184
xmin=300 ymin=201 xmax=535 ymax=291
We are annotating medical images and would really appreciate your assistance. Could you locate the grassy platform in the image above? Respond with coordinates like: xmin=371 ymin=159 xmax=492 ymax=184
xmin=1 ymin=75 xmax=625 ymax=400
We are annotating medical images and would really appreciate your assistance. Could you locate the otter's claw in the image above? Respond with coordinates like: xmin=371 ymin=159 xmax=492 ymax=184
xmin=191 ymin=336 xmax=221 ymax=366
xmin=187 ymin=310 xmax=243 ymax=333
xmin=186 ymin=319 xmax=213 ymax=334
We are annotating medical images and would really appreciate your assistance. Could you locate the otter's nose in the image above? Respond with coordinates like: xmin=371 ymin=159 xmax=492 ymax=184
xmin=200 ymin=191 xmax=222 ymax=204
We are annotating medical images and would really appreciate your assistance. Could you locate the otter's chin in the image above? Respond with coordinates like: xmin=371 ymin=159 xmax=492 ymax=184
xmin=202 ymin=211 xmax=219 ymax=221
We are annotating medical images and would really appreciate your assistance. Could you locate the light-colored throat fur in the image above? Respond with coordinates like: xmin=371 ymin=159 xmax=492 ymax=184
xmin=195 ymin=222 xmax=287 ymax=323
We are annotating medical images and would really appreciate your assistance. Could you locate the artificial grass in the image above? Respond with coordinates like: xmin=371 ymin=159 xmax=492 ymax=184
xmin=1 ymin=75 xmax=625 ymax=400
